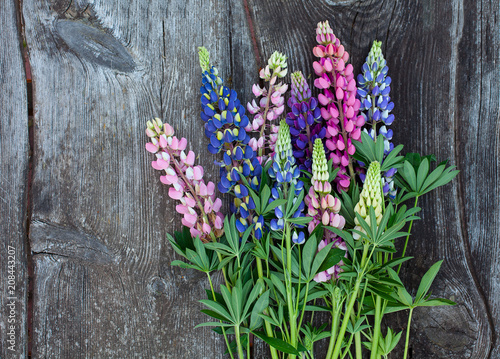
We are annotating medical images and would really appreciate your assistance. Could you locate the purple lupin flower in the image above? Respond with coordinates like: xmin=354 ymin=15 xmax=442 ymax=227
xmin=285 ymin=71 xmax=325 ymax=173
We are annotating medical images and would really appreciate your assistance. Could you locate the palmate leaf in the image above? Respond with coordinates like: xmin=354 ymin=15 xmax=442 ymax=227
xmin=352 ymin=132 xmax=404 ymax=170
xmin=415 ymin=260 xmax=443 ymax=304
xmin=395 ymin=156 xmax=459 ymax=197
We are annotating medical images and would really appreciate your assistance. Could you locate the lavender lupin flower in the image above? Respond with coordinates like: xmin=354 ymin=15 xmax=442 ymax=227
xmin=357 ymin=41 xmax=397 ymax=198
xmin=198 ymin=47 xmax=262 ymax=234
xmin=285 ymin=71 xmax=325 ymax=173
xmin=246 ymin=51 xmax=288 ymax=163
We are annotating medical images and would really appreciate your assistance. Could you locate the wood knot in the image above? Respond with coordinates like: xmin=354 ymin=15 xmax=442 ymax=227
xmin=55 ymin=20 xmax=136 ymax=72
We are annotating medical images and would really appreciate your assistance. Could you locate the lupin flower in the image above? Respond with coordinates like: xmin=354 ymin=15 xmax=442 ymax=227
xmin=353 ymin=161 xmax=383 ymax=240
xmin=246 ymin=51 xmax=288 ymax=163
xmin=304 ymin=139 xmax=347 ymax=282
xmin=268 ymin=120 xmax=306 ymax=234
xmin=145 ymin=119 xmax=224 ymax=242
xmin=198 ymin=47 xmax=262 ymax=234
xmin=357 ymin=41 xmax=397 ymax=198
xmin=285 ymin=71 xmax=325 ymax=173
xmin=312 ymin=21 xmax=365 ymax=192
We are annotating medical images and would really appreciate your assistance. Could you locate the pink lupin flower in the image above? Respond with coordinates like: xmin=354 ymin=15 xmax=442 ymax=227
xmin=246 ymin=51 xmax=288 ymax=163
xmin=313 ymin=21 xmax=365 ymax=192
xmin=305 ymin=139 xmax=347 ymax=282
xmin=145 ymin=118 xmax=224 ymax=242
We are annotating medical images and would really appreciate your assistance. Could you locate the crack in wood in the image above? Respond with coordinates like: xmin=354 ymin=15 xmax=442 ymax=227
xmin=30 ymin=220 xmax=118 ymax=265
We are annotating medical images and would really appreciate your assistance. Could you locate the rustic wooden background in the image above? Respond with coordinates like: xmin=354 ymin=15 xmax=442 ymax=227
xmin=1 ymin=0 xmax=498 ymax=358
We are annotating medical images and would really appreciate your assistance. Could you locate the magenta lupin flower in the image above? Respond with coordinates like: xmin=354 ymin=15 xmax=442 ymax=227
xmin=312 ymin=21 xmax=365 ymax=192
xmin=305 ymin=139 xmax=347 ymax=282
xmin=145 ymin=118 xmax=224 ymax=242
xmin=246 ymin=51 xmax=288 ymax=163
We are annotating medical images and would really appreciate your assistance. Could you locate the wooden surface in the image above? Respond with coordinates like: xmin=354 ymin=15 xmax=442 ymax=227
xmin=0 ymin=0 xmax=497 ymax=358
xmin=0 ymin=0 xmax=29 ymax=358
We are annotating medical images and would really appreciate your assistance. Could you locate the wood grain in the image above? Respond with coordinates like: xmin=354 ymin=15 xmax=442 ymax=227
xmin=0 ymin=0 xmax=29 ymax=357
xmin=22 ymin=0 xmax=234 ymax=357
xmin=15 ymin=0 xmax=499 ymax=357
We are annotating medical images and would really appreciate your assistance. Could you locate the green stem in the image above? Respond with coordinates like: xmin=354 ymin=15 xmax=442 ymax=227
xmin=331 ymin=277 xmax=362 ymax=359
xmin=207 ymin=273 xmax=235 ymax=359
xmin=256 ymin=258 xmax=280 ymax=359
xmin=340 ymin=332 xmax=355 ymax=359
xmin=331 ymin=244 xmax=372 ymax=359
xmin=370 ymin=295 xmax=382 ymax=359
xmin=234 ymin=325 xmax=245 ymax=359
xmin=397 ymin=196 xmax=419 ymax=274
xmin=325 ymin=305 xmax=340 ymax=359
xmin=403 ymin=309 xmax=414 ymax=359
xmin=247 ymin=334 xmax=251 ymax=359
xmin=285 ymin=223 xmax=298 ymax=359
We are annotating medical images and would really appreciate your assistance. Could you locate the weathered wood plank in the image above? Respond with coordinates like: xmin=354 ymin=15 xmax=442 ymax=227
xmin=22 ymin=0 xmax=235 ymax=357
xmin=0 ymin=0 xmax=29 ymax=357
xmin=244 ymin=0 xmax=497 ymax=358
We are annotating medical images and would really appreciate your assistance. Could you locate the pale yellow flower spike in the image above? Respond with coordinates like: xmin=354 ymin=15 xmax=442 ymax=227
xmin=353 ymin=161 xmax=383 ymax=240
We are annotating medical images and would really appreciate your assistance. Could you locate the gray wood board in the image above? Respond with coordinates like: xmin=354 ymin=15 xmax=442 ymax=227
xmin=20 ymin=0 xmax=499 ymax=358
xmin=22 ymin=0 xmax=234 ymax=357
xmin=0 ymin=0 xmax=29 ymax=358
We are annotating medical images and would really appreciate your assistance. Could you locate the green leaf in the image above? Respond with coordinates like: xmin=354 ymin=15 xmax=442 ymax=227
xmin=287 ymin=216 xmax=313 ymax=225
xmin=264 ymin=199 xmax=287 ymax=214
xmin=396 ymin=287 xmax=413 ymax=307
xmin=302 ymin=234 xmax=317 ymax=279
xmin=252 ymin=331 xmax=300 ymax=355
xmin=374 ymin=134 xmax=385 ymax=162
xmin=199 ymin=299 xmax=234 ymax=324
xmin=317 ymin=248 xmax=345 ymax=273
xmin=415 ymin=260 xmax=443 ymax=303
xmin=311 ymin=242 xmax=334 ymax=276
xmin=260 ymin=185 xmax=271 ymax=212
xmin=417 ymin=298 xmax=456 ymax=307
xmin=271 ymin=273 xmax=287 ymax=299
xmin=250 ymin=291 xmax=269 ymax=330
xmin=200 ymin=309 xmax=231 ymax=322
xmin=416 ymin=158 xmax=429 ymax=191
xmin=402 ymin=160 xmax=417 ymax=191
xmin=380 ymin=144 xmax=404 ymax=172
xmin=195 ymin=322 xmax=233 ymax=328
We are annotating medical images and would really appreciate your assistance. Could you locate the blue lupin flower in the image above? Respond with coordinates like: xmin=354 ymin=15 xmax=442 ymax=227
xmin=357 ymin=41 xmax=397 ymax=199
xmin=199 ymin=47 xmax=263 ymax=232
xmin=268 ymin=120 xmax=306 ymax=231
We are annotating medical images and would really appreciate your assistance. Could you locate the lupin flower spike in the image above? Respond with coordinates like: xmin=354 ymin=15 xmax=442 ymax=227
xmin=246 ymin=51 xmax=289 ymax=163
xmin=285 ymin=71 xmax=325 ymax=173
xmin=357 ymin=41 xmax=397 ymax=198
xmin=145 ymin=119 xmax=224 ymax=242
xmin=304 ymin=139 xmax=347 ymax=282
xmin=353 ymin=161 xmax=383 ymax=240
xmin=312 ymin=21 xmax=365 ymax=192
xmin=198 ymin=47 xmax=262 ymax=235
xmin=268 ymin=120 xmax=306 ymax=233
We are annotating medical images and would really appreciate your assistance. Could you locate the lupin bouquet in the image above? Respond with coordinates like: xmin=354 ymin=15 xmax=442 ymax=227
xmin=144 ymin=21 xmax=459 ymax=359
